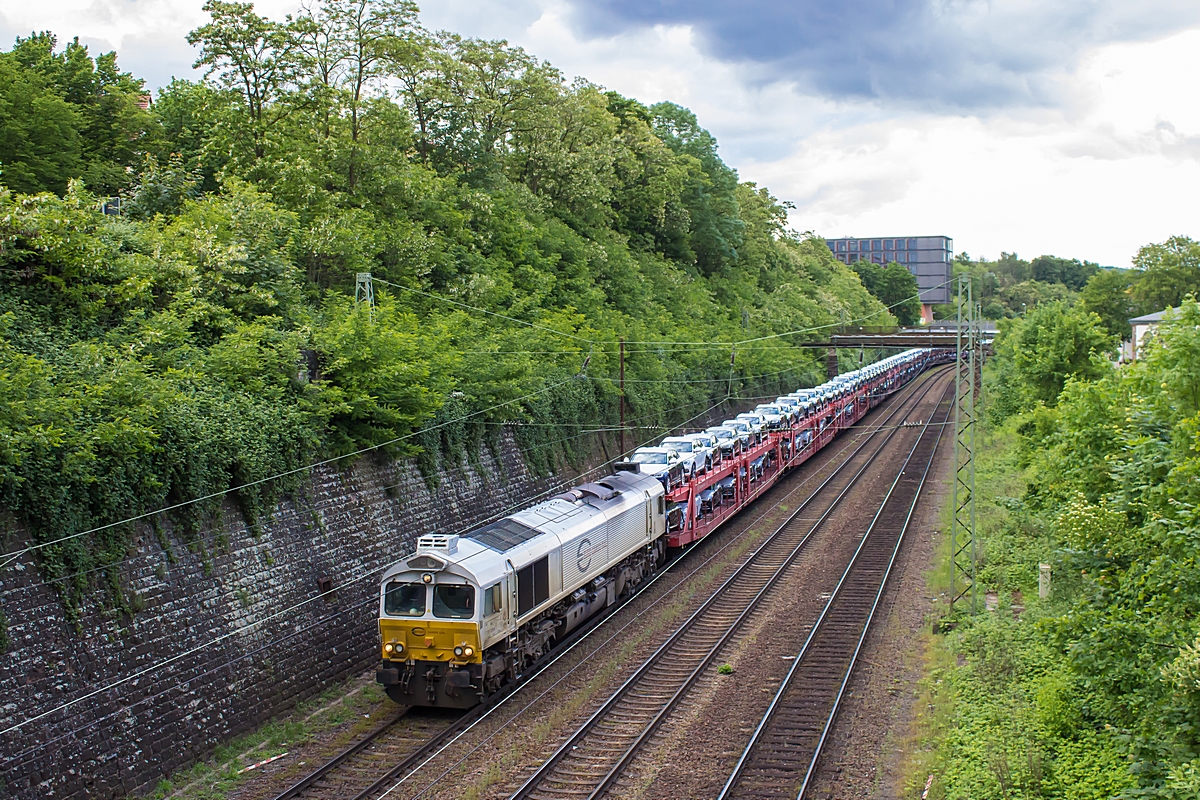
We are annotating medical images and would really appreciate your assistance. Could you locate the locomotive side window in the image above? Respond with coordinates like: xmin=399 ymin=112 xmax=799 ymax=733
xmin=516 ymin=557 xmax=550 ymax=617
xmin=384 ymin=582 xmax=426 ymax=617
xmin=483 ymin=583 xmax=503 ymax=616
xmin=433 ymin=584 xmax=476 ymax=619
xmin=658 ymin=495 xmax=665 ymax=515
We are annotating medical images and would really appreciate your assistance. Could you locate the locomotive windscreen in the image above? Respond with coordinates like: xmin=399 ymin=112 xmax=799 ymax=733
xmin=517 ymin=556 xmax=550 ymax=616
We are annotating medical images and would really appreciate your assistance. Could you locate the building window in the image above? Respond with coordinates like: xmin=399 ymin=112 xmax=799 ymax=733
xmin=872 ymin=240 xmax=881 ymax=251
xmin=873 ymin=253 xmax=883 ymax=264
xmin=898 ymin=239 xmax=906 ymax=250
xmin=850 ymin=253 xmax=858 ymax=263
xmin=908 ymin=238 xmax=918 ymax=249
xmin=848 ymin=240 xmax=857 ymax=252
xmin=840 ymin=241 xmax=848 ymax=252
xmin=885 ymin=239 xmax=893 ymax=250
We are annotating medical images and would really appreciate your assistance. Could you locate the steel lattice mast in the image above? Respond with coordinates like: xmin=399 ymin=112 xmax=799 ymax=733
xmin=951 ymin=273 xmax=977 ymax=613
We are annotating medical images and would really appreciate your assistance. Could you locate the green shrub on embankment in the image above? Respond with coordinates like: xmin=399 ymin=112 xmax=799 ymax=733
xmin=0 ymin=17 xmax=893 ymax=625
xmin=911 ymin=297 xmax=1200 ymax=799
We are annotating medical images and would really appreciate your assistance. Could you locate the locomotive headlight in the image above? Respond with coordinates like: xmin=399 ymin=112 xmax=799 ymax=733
xmin=453 ymin=645 xmax=464 ymax=657
xmin=463 ymin=646 xmax=474 ymax=657
xmin=384 ymin=642 xmax=394 ymax=654
xmin=422 ymin=573 xmax=433 ymax=584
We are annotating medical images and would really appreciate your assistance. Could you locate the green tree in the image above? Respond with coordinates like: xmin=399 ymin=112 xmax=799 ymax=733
xmin=650 ymin=101 xmax=744 ymax=276
xmin=0 ymin=53 xmax=83 ymax=193
xmin=151 ymin=78 xmax=235 ymax=192
xmin=1030 ymin=254 xmax=1099 ymax=291
xmin=188 ymin=0 xmax=305 ymax=161
xmin=1079 ymin=268 xmax=1134 ymax=339
xmin=991 ymin=301 xmax=1116 ymax=415
xmin=428 ymin=34 xmax=561 ymax=174
xmin=8 ymin=33 xmax=155 ymax=194
xmin=296 ymin=0 xmax=418 ymax=191
xmin=1130 ymin=235 xmax=1200 ymax=314
xmin=852 ymin=260 xmax=922 ymax=325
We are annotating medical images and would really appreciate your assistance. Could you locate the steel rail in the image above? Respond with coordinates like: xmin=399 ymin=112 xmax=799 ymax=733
xmin=581 ymin=373 xmax=952 ymax=800
xmin=270 ymin=708 xmax=411 ymax=800
xmin=384 ymin=367 xmax=947 ymax=800
xmin=717 ymin=379 xmax=954 ymax=800
xmin=272 ymin=364 xmax=945 ymax=800
xmin=509 ymin=367 xmax=951 ymax=800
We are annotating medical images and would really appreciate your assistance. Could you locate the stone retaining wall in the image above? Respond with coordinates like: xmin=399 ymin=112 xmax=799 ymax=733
xmin=0 ymin=427 xmax=616 ymax=799
xmin=0 ymin=398 xmax=753 ymax=799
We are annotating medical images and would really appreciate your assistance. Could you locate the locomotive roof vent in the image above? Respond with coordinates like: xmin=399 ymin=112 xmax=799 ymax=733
xmin=553 ymin=482 xmax=620 ymax=504
xmin=417 ymin=534 xmax=459 ymax=554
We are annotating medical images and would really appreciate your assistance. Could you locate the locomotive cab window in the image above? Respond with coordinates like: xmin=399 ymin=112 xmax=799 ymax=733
xmin=433 ymin=584 xmax=476 ymax=619
xmin=483 ymin=583 xmax=503 ymax=616
xmin=384 ymin=582 xmax=426 ymax=617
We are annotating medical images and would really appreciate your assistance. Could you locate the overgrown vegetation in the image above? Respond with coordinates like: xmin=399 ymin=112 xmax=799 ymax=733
xmin=850 ymin=259 xmax=922 ymax=325
xmin=0 ymin=4 xmax=891 ymax=621
xmin=912 ymin=297 xmax=1200 ymax=798
xmin=940 ymin=240 xmax=1200 ymax=337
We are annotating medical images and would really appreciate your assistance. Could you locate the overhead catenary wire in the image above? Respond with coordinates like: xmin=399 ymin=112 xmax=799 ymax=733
xmin=376 ymin=277 xmax=950 ymax=352
xmin=0 ymin=452 xmax=632 ymax=742
xmin=0 ymin=390 xmax=746 ymax=750
xmin=0 ymin=396 xmax=733 ymax=599
xmin=0 ymin=357 xmax=939 ymax=758
xmin=0 ymin=277 xmax=944 ymax=570
xmin=0 ymin=365 xmax=809 ymax=603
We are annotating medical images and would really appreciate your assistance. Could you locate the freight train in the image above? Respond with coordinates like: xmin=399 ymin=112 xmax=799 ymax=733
xmin=375 ymin=348 xmax=947 ymax=708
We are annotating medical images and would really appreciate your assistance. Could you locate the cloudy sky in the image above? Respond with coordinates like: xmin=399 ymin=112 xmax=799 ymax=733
xmin=4 ymin=0 xmax=1200 ymax=267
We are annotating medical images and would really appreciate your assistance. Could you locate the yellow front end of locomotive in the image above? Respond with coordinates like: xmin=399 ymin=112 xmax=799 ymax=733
xmin=378 ymin=618 xmax=483 ymax=664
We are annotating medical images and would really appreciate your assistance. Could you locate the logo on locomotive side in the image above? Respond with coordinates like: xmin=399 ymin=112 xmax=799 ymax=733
xmin=577 ymin=538 xmax=593 ymax=573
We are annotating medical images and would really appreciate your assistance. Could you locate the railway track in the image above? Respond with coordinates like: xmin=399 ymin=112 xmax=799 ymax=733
xmin=508 ymin=368 xmax=952 ymax=800
xmin=717 ymin=377 xmax=954 ymax=800
xmin=267 ymin=366 xmax=947 ymax=800
xmin=269 ymin=708 xmax=462 ymax=800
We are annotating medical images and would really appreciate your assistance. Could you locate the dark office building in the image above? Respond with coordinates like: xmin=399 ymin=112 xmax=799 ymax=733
xmin=826 ymin=235 xmax=953 ymax=321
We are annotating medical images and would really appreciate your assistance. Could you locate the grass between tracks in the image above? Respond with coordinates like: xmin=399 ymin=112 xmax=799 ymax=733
xmin=142 ymin=677 xmax=390 ymax=800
